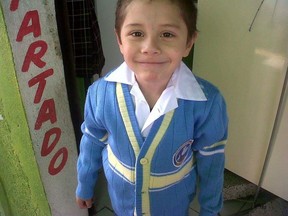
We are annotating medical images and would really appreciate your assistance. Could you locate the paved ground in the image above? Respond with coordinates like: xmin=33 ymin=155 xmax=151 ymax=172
xmin=90 ymin=169 xmax=288 ymax=216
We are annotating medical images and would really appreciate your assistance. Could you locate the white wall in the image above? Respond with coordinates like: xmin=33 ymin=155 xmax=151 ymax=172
xmin=96 ymin=0 xmax=123 ymax=75
xmin=262 ymin=71 xmax=288 ymax=201
xmin=193 ymin=0 xmax=288 ymax=201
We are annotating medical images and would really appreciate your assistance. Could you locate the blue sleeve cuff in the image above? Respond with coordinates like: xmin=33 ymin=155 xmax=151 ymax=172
xmin=76 ymin=181 xmax=96 ymax=200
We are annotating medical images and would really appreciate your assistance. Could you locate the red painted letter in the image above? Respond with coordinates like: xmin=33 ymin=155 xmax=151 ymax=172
xmin=22 ymin=40 xmax=47 ymax=72
xmin=48 ymin=147 xmax=68 ymax=176
xmin=35 ymin=99 xmax=57 ymax=130
xmin=41 ymin=127 xmax=61 ymax=157
xmin=10 ymin=0 xmax=19 ymax=11
xmin=16 ymin=10 xmax=41 ymax=42
xmin=28 ymin=69 xmax=54 ymax=104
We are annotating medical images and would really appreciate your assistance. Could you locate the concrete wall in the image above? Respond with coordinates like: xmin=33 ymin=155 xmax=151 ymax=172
xmin=0 ymin=1 xmax=87 ymax=215
xmin=0 ymin=5 xmax=50 ymax=215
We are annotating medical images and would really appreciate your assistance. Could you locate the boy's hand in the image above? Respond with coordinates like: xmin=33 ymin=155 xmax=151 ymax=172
xmin=76 ymin=196 xmax=93 ymax=209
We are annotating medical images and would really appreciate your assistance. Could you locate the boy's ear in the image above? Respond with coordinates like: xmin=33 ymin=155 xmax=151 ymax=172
xmin=184 ymin=32 xmax=198 ymax=57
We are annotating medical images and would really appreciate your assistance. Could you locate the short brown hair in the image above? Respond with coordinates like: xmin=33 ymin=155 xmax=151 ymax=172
xmin=115 ymin=0 xmax=198 ymax=40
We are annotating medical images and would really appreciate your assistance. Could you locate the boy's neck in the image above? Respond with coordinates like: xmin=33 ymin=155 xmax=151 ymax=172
xmin=136 ymin=78 xmax=169 ymax=110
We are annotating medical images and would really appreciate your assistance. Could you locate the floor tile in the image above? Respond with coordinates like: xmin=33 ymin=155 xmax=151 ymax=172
xmin=245 ymin=198 xmax=288 ymax=216
xmin=91 ymin=169 xmax=288 ymax=215
xmin=220 ymin=199 xmax=249 ymax=216
xmin=190 ymin=197 xmax=200 ymax=213
xmin=189 ymin=208 xmax=199 ymax=216
xmin=95 ymin=207 xmax=114 ymax=216
xmin=223 ymin=170 xmax=257 ymax=201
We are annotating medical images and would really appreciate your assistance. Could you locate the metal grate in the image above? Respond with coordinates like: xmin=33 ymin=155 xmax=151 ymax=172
xmin=67 ymin=0 xmax=105 ymax=78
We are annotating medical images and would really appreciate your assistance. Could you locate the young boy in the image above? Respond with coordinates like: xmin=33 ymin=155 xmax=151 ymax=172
xmin=76 ymin=0 xmax=228 ymax=215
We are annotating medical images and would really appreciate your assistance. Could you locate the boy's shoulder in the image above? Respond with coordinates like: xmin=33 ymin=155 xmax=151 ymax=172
xmin=194 ymin=76 xmax=223 ymax=100
xmin=89 ymin=70 xmax=116 ymax=89
xmin=87 ymin=68 xmax=126 ymax=100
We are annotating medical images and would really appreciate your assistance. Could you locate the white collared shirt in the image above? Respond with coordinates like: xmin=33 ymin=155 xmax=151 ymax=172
xmin=105 ymin=62 xmax=207 ymax=137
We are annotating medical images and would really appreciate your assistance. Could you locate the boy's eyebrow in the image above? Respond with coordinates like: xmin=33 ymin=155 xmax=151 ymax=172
xmin=123 ymin=23 xmax=181 ymax=29
xmin=160 ymin=24 xmax=181 ymax=29
xmin=123 ymin=23 xmax=143 ymax=28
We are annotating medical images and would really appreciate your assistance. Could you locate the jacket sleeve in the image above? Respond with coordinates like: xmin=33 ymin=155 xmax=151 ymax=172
xmin=76 ymin=82 xmax=107 ymax=200
xmin=193 ymin=91 xmax=228 ymax=216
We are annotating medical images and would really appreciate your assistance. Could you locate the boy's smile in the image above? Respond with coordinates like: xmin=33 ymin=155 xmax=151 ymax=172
xmin=116 ymin=0 xmax=196 ymax=86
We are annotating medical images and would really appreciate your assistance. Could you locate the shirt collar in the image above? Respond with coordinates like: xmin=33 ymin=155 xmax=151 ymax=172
xmin=105 ymin=62 xmax=136 ymax=85
xmin=105 ymin=61 xmax=207 ymax=101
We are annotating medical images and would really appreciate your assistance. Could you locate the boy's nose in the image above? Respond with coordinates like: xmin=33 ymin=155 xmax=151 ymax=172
xmin=141 ymin=37 xmax=161 ymax=55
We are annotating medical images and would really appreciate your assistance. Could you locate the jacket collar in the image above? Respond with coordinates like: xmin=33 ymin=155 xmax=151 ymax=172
xmin=105 ymin=61 xmax=207 ymax=101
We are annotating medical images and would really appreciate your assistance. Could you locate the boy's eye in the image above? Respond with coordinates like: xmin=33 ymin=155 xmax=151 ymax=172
xmin=161 ymin=32 xmax=174 ymax=38
xmin=131 ymin=32 xmax=143 ymax=37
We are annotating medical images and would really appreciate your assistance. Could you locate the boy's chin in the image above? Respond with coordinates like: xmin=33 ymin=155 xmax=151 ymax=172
xmin=135 ymin=71 xmax=171 ymax=83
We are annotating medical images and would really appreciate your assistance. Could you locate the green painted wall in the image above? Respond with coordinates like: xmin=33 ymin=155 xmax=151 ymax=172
xmin=0 ymin=5 xmax=51 ymax=216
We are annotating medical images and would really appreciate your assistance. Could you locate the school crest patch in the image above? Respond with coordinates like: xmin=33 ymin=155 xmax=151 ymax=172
xmin=173 ymin=139 xmax=194 ymax=167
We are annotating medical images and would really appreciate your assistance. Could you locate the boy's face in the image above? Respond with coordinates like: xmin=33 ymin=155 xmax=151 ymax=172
xmin=116 ymin=0 xmax=196 ymax=83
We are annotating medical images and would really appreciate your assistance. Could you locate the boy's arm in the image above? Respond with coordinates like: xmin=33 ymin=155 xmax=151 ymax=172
xmin=76 ymin=83 xmax=107 ymax=202
xmin=76 ymin=136 xmax=104 ymax=201
xmin=195 ymin=143 xmax=226 ymax=216
xmin=193 ymin=92 xmax=228 ymax=216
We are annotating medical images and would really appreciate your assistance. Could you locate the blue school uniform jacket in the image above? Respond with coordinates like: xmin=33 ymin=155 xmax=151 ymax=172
xmin=76 ymin=73 xmax=228 ymax=216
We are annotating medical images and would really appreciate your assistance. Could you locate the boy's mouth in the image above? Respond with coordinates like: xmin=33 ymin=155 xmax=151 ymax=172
xmin=136 ymin=61 xmax=168 ymax=65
